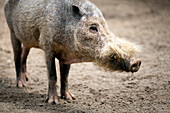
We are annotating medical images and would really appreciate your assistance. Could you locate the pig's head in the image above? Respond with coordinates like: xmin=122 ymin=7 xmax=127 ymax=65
xmin=71 ymin=2 xmax=141 ymax=73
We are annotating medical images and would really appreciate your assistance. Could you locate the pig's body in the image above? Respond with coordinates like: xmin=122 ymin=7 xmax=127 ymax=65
xmin=4 ymin=0 xmax=141 ymax=104
xmin=5 ymin=0 xmax=100 ymax=64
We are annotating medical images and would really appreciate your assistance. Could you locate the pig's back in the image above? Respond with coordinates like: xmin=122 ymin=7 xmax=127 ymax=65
xmin=4 ymin=0 xmax=91 ymax=48
xmin=4 ymin=0 xmax=63 ymax=48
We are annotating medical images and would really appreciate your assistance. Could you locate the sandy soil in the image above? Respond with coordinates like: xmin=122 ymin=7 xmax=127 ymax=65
xmin=0 ymin=0 xmax=170 ymax=112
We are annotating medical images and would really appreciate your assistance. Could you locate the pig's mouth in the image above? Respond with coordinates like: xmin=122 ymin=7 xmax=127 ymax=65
xmin=95 ymin=53 xmax=141 ymax=73
xmin=99 ymin=56 xmax=142 ymax=73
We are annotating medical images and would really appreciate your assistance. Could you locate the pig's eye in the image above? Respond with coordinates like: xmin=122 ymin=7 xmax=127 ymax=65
xmin=111 ymin=54 xmax=118 ymax=60
xmin=111 ymin=54 xmax=120 ymax=62
xmin=89 ymin=24 xmax=98 ymax=33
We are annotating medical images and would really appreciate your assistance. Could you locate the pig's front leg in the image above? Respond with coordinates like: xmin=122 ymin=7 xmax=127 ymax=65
xmin=45 ymin=52 xmax=59 ymax=104
xmin=60 ymin=62 xmax=76 ymax=101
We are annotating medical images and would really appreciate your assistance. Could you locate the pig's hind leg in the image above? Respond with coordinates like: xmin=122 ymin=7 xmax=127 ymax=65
xmin=59 ymin=62 xmax=76 ymax=101
xmin=21 ymin=45 xmax=30 ymax=81
xmin=10 ymin=31 xmax=26 ymax=87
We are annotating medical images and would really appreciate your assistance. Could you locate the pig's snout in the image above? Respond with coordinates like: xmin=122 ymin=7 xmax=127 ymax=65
xmin=129 ymin=58 xmax=141 ymax=72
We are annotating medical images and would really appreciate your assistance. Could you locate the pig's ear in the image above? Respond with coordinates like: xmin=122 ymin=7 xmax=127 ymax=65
xmin=72 ymin=5 xmax=85 ymax=19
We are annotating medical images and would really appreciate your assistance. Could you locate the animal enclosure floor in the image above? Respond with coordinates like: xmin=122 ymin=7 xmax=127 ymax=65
xmin=0 ymin=0 xmax=170 ymax=112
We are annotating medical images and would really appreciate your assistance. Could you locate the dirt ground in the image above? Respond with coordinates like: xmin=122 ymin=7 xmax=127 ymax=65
xmin=0 ymin=0 xmax=170 ymax=112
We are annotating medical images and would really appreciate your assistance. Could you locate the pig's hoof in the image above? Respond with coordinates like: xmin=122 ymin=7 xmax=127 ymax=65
xmin=61 ymin=92 xmax=76 ymax=102
xmin=46 ymin=95 xmax=59 ymax=104
xmin=24 ymin=72 xmax=29 ymax=81
xmin=17 ymin=80 xmax=27 ymax=88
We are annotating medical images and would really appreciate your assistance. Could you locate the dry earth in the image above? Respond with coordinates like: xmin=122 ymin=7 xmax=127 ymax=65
xmin=0 ymin=0 xmax=170 ymax=113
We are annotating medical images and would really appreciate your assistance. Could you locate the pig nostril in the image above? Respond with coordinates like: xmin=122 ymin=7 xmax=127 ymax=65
xmin=130 ymin=59 xmax=141 ymax=72
xmin=132 ymin=63 xmax=137 ymax=68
